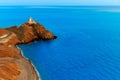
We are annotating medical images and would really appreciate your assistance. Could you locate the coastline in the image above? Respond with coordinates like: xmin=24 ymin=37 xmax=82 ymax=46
xmin=17 ymin=46 xmax=41 ymax=80
xmin=0 ymin=19 xmax=56 ymax=80
xmin=0 ymin=45 xmax=39 ymax=80
xmin=19 ymin=46 xmax=41 ymax=80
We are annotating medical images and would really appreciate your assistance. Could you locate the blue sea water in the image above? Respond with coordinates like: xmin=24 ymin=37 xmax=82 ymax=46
xmin=0 ymin=6 xmax=120 ymax=80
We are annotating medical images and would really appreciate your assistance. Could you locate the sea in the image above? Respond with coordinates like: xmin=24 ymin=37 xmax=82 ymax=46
xmin=0 ymin=6 xmax=120 ymax=80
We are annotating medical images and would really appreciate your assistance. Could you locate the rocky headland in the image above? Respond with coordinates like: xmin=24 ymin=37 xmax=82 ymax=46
xmin=0 ymin=18 xmax=56 ymax=80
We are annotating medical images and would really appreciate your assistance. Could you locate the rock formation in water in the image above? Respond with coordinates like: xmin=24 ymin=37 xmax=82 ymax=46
xmin=0 ymin=18 xmax=56 ymax=80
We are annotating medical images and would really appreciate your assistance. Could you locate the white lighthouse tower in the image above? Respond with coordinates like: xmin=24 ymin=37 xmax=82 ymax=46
xmin=29 ymin=17 xmax=36 ymax=24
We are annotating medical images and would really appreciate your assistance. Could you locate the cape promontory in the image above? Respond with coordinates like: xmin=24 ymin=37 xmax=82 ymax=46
xmin=0 ymin=18 xmax=56 ymax=80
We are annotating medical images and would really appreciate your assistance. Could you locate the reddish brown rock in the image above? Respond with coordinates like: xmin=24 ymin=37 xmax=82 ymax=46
xmin=6 ymin=22 xmax=56 ymax=44
xmin=0 ymin=20 xmax=56 ymax=80
xmin=0 ymin=29 xmax=9 ymax=36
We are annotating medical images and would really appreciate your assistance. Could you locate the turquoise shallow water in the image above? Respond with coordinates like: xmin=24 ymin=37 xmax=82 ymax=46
xmin=0 ymin=6 xmax=120 ymax=80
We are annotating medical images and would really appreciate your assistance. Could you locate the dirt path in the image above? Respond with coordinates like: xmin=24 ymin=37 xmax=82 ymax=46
xmin=0 ymin=32 xmax=14 ymax=43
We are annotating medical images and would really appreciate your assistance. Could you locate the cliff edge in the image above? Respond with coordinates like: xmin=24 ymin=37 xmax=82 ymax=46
xmin=0 ymin=18 xmax=56 ymax=80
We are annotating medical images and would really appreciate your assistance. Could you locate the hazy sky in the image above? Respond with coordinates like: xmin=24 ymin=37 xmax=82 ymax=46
xmin=0 ymin=0 xmax=120 ymax=5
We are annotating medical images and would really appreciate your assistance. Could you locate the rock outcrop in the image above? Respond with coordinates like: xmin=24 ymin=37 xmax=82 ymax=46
xmin=0 ymin=19 xmax=56 ymax=80
xmin=6 ymin=22 xmax=56 ymax=44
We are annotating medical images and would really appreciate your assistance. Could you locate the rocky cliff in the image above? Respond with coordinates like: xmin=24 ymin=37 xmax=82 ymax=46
xmin=0 ymin=20 xmax=56 ymax=80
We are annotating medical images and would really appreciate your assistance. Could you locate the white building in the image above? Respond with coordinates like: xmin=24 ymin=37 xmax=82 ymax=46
xmin=29 ymin=17 xmax=36 ymax=24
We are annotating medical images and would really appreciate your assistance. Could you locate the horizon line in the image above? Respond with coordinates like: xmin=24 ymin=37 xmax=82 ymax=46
xmin=0 ymin=5 xmax=120 ymax=7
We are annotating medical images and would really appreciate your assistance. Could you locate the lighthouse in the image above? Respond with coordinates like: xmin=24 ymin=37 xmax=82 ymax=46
xmin=29 ymin=17 xmax=36 ymax=24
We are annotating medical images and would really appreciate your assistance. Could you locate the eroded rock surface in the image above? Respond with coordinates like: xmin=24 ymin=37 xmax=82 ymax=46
xmin=0 ymin=20 xmax=56 ymax=80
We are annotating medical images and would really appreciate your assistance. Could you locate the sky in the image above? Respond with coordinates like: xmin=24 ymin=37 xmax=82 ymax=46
xmin=0 ymin=0 xmax=120 ymax=5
